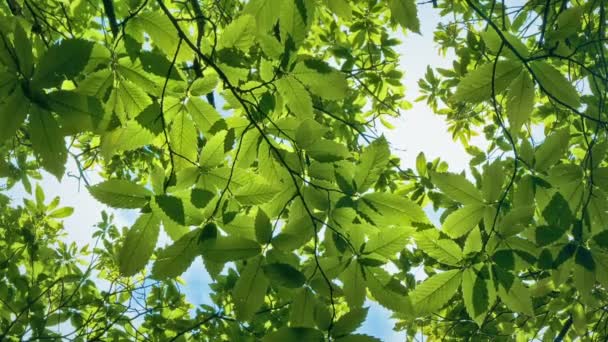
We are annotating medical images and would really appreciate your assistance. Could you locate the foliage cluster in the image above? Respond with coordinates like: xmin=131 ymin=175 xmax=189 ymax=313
xmin=0 ymin=0 xmax=607 ymax=340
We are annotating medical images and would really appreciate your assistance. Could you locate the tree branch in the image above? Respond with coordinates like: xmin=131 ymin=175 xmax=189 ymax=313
xmin=102 ymin=0 xmax=119 ymax=37
xmin=554 ymin=316 xmax=572 ymax=341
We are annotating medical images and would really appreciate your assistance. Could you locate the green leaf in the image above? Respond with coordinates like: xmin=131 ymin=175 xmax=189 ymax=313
xmin=575 ymin=247 xmax=595 ymax=272
xmin=553 ymin=242 xmax=577 ymax=269
xmin=341 ymin=261 xmax=366 ymax=308
xmin=593 ymin=230 xmax=608 ymax=249
xmin=154 ymin=195 xmax=186 ymax=225
xmin=116 ymin=59 xmax=161 ymax=96
xmin=354 ymin=137 xmax=390 ymax=193
xmin=410 ymin=269 xmax=462 ymax=315
xmin=498 ymin=206 xmax=534 ymax=236
xmin=506 ymin=71 xmax=535 ymax=133
xmin=263 ymin=263 xmax=306 ymax=288
xmin=295 ymin=119 xmax=328 ymax=149
xmin=364 ymin=226 xmax=411 ymax=258
xmin=29 ymin=107 xmax=67 ymax=180
xmin=289 ymin=287 xmax=316 ymax=328
xmin=190 ymin=188 xmax=214 ymax=209
xmin=593 ymin=251 xmax=608 ymax=288
xmin=198 ymin=131 xmax=228 ymax=169
xmin=46 ymin=90 xmax=105 ymax=134
xmin=244 ymin=0 xmax=281 ymax=32
xmin=292 ymin=59 xmax=349 ymax=100
xmin=306 ymin=139 xmax=350 ymax=162
xmin=48 ymin=207 xmax=74 ymax=219
xmin=14 ymin=23 xmax=33 ymax=77
xmin=219 ymin=14 xmax=257 ymax=51
xmin=235 ymin=129 xmax=262 ymax=168
xmin=170 ymin=111 xmax=198 ymax=171
xmin=234 ymin=179 xmax=281 ymax=205
xmin=101 ymin=104 xmax=161 ymax=158
xmin=360 ymin=192 xmax=427 ymax=225
xmin=416 ymin=152 xmax=427 ymax=176
xmin=279 ymin=0 xmax=312 ymax=47
xmin=431 ymin=172 xmax=484 ymax=204
xmin=365 ymin=268 xmax=413 ymax=315
xmin=542 ymin=192 xmax=573 ymax=229
xmin=481 ymin=27 xmax=530 ymax=58
xmin=233 ymin=256 xmax=269 ymax=321
xmin=574 ymin=262 xmax=595 ymax=305
xmin=88 ymin=180 xmax=152 ymax=209
xmin=388 ymin=0 xmax=420 ymax=33
xmin=126 ymin=11 xmax=182 ymax=59
xmin=263 ymin=327 xmax=323 ymax=342
xmin=151 ymin=229 xmax=201 ymax=279
xmin=111 ymin=80 xmax=152 ymax=123
xmin=276 ymin=76 xmax=313 ymax=119
xmin=496 ymin=268 xmax=534 ymax=316
xmin=556 ymin=6 xmax=583 ymax=37
xmin=78 ymin=68 xmax=113 ymax=97
xmin=415 ymin=229 xmax=463 ymax=266
xmin=255 ymin=209 xmax=273 ymax=243
xmin=463 ymin=227 xmax=482 ymax=255
xmin=190 ymin=74 xmax=218 ymax=96
xmin=530 ymin=61 xmax=580 ymax=109
xmin=186 ymin=97 xmax=222 ymax=134
xmin=272 ymin=200 xmax=316 ymax=251
xmin=332 ymin=307 xmax=369 ymax=337
xmin=453 ymin=60 xmax=522 ymax=103
xmin=462 ymin=267 xmax=495 ymax=325
xmin=481 ymin=161 xmax=506 ymax=203
xmin=202 ymin=236 xmax=261 ymax=262
xmin=326 ymin=0 xmax=352 ymax=19
xmin=119 ymin=213 xmax=161 ymax=276
xmin=32 ymin=39 xmax=93 ymax=88
xmin=0 ymin=87 xmax=29 ymax=143
xmin=534 ymin=129 xmax=570 ymax=172
xmin=442 ymin=204 xmax=485 ymax=239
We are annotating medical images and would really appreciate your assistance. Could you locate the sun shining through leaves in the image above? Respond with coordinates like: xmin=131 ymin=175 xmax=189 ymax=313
xmin=0 ymin=0 xmax=607 ymax=341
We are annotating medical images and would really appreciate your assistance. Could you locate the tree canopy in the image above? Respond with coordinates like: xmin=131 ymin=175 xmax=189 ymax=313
xmin=0 ymin=0 xmax=607 ymax=340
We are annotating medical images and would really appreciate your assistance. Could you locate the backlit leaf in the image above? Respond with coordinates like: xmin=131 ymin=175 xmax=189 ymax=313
xmin=410 ymin=269 xmax=462 ymax=315
xmin=29 ymin=107 xmax=67 ymax=180
xmin=431 ymin=172 xmax=484 ymax=204
xmin=119 ymin=213 xmax=161 ymax=276
xmin=233 ymin=256 xmax=269 ymax=320
xmin=453 ymin=60 xmax=522 ymax=103
xmin=151 ymin=229 xmax=201 ymax=279
xmin=442 ymin=204 xmax=485 ymax=239
xmin=388 ymin=0 xmax=420 ymax=33
xmin=88 ymin=180 xmax=152 ymax=208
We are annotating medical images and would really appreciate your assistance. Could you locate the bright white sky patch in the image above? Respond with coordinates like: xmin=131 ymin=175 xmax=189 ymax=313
xmin=385 ymin=11 xmax=487 ymax=173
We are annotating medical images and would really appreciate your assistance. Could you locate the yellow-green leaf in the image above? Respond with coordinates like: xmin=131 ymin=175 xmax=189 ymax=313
xmin=410 ymin=269 xmax=462 ymax=315
xmin=119 ymin=213 xmax=161 ymax=276
xmin=442 ymin=204 xmax=486 ymax=239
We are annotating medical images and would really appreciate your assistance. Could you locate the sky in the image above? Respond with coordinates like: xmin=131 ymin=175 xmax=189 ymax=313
xmin=3 ymin=4 xmax=486 ymax=341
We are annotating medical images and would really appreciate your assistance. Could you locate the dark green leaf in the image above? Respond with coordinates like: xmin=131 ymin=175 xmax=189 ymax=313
xmin=29 ymin=107 xmax=67 ymax=179
xmin=155 ymin=195 xmax=186 ymax=225
xmin=255 ymin=209 xmax=273 ymax=243
xmin=202 ymin=236 xmax=261 ymax=262
xmin=332 ymin=307 xmax=369 ymax=337
xmin=262 ymin=263 xmax=306 ymax=288
xmin=33 ymin=39 xmax=93 ymax=88
xmin=262 ymin=327 xmax=323 ymax=342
